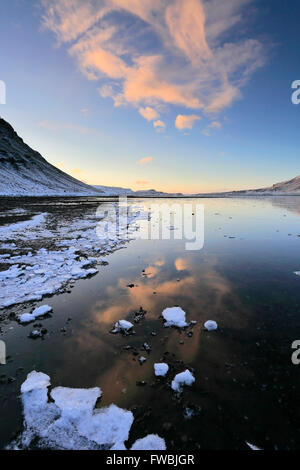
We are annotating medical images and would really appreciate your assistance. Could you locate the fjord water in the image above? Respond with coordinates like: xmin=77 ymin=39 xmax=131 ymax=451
xmin=1 ymin=197 xmax=300 ymax=449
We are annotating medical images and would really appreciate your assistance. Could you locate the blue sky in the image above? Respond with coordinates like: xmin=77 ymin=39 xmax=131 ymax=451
xmin=0 ymin=0 xmax=299 ymax=193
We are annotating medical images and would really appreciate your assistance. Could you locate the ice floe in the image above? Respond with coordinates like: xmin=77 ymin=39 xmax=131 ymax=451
xmin=18 ymin=304 xmax=52 ymax=323
xmin=204 ymin=320 xmax=218 ymax=331
xmin=117 ymin=320 xmax=134 ymax=331
xmin=171 ymin=370 xmax=195 ymax=392
xmin=10 ymin=371 xmax=134 ymax=450
xmin=162 ymin=307 xmax=187 ymax=328
xmin=111 ymin=320 xmax=134 ymax=334
xmin=18 ymin=313 xmax=36 ymax=324
xmin=154 ymin=363 xmax=169 ymax=377
xmin=10 ymin=371 xmax=167 ymax=450
xmin=131 ymin=434 xmax=166 ymax=450
xmin=246 ymin=441 xmax=262 ymax=450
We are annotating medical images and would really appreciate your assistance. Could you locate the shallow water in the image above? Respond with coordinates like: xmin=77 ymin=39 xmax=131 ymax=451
xmin=1 ymin=196 xmax=300 ymax=450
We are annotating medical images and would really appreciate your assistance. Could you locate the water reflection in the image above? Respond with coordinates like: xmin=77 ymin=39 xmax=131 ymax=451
xmin=1 ymin=197 xmax=300 ymax=449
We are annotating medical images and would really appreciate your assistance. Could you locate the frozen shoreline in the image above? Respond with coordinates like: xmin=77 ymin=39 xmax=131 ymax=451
xmin=0 ymin=202 xmax=147 ymax=310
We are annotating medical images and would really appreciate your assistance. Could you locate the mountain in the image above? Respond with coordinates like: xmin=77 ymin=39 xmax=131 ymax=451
xmin=224 ymin=175 xmax=300 ymax=196
xmin=93 ymin=185 xmax=183 ymax=197
xmin=93 ymin=185 xmax=134 ymax=196
xmin=259 ymin=175 xmax=300 ymax=194
xmin=193 ymin=175 xmax=300 ymax=197
xmin=0 ymin=117 xmax=103 ymax=196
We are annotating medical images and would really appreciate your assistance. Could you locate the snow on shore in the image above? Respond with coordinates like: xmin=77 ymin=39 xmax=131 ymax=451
xmin=0 ymin=203 xmax=147 ymax=310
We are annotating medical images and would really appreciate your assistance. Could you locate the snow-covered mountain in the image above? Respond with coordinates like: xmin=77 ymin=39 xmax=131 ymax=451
xmin=224 ymin=175 xmax=300 ymax=196
xmin=259 ymin=175 xmax=300 ymax=194
xmin=94 ymin=186 xmax=183 ymax=197
xmin=193 ymin=175 xmax=300 ymax=197
xmin=0 ymin=117 xmax=104 ymax=196
xmin=93 ymin=185 xmax=134 ymax=196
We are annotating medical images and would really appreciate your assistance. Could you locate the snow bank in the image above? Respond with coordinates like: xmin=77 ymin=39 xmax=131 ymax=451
xmin=131 ymin=434 xmax=166 ymax=450
xmin=171 ymin=370 xmax=195 ymax=392
xmin=204 ymin=320 xmax=218 ymax=331
xmin=162 ymin=307 xmax=187 ymax=328
xmin=10 ymin=371 xmax=134 ymax=450
xmin=154 ymin=363 xmax=169 ymax=377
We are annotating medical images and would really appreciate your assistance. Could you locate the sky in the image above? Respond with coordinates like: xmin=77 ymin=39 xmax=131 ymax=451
xmin=0 ymin=0 xmax=300 ymax=193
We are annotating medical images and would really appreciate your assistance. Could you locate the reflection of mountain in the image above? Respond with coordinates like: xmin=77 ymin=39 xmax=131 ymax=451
xmin=269 ymin=196 xmax=300 ymax=216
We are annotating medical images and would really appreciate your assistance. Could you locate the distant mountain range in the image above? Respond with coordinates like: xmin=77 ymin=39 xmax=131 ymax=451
xmin=195 ymin=175 xmax=300 ymax=197
xmin=0 ymin=116 xmax=299 ymax=197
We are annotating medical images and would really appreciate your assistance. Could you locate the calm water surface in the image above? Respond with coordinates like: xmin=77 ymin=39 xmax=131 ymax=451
xmin=1 ymin=197 xmax=300 ymax=450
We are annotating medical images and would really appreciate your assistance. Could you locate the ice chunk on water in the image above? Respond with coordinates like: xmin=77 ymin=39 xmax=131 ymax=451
xmin=162 ymin=307 xmax=187 ymax=328
xmin=154 ymin=363 xmax=169 ymax=377
xmin=204 ymin=320 xmax=218 ymax=331
xmin=11 ymin=371 xmax=134 ymax=450
xmin=18 ymin=313 xmax=35 ymax=324
xmin=246 ymin=441 xmax=262 ymax=450
xmin=131 ymin=434 xmax=166 ymax=450
xmin=171 ymin=370 xmax=195 ymax=392
xmin=51 ymin=387 xmax=101 ymax=418
xmin=115 ymin=320 xmax=134 ymax=331
xmin=21 ymin=371 xmax=51 ymax=393
xmin=32 ymin=305 xmax=52 ymax=318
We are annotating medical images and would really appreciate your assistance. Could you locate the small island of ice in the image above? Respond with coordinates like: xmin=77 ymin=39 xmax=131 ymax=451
xmin=131 ymin=434 xmax=166 ymax=450
xmin=204 ymin=320 xmax=218 ymax=331
xmin=18 ymin=304 xmax=53 ymax=324
xmin=154 ymin=363 xmax=169 ymax=377
xmin=171 ymin=370 xmax=195 ymax=392
xmin=115 ymin=320 xmax=134 ymax=332
xmin=162 ymin=307 xmax=187 ymax=328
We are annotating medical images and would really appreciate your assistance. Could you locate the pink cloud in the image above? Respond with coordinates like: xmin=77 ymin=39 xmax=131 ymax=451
xmin=138 ymin=156 xmax=153 ymax=165
xmin=139 ymin=106 xmax=159 ymax=121
xmin=41 ymin=0 xmax=266 ymax=122
xmin=175 ymin=114 xmax=201 ymax=130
